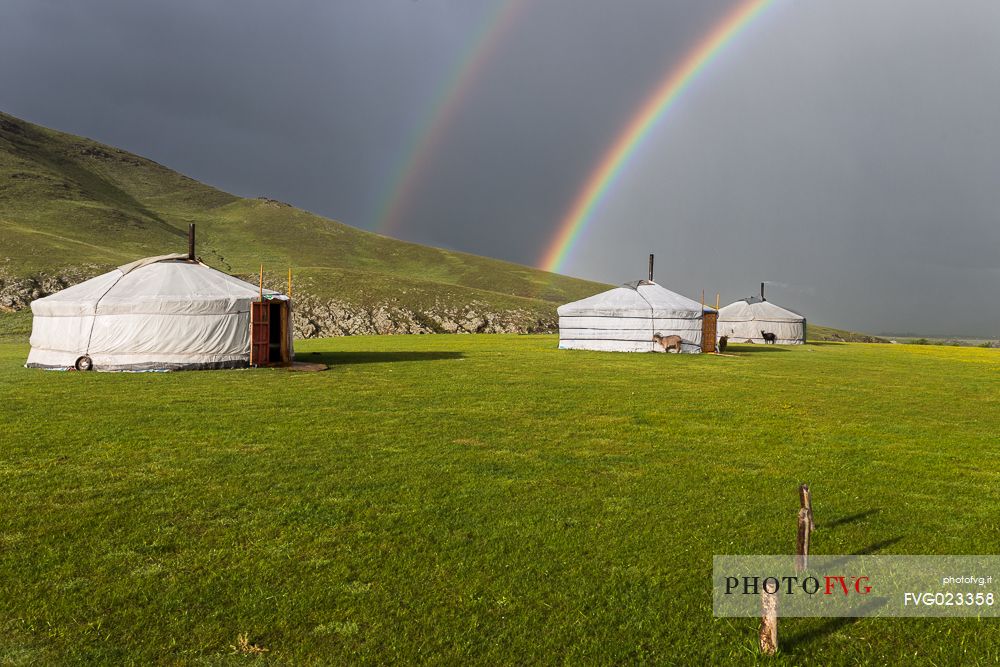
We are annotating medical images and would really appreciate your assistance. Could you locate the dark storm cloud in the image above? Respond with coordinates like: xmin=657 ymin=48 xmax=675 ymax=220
xmin=0 ymin=0 xmax=491 ymax=226
xmin=1 ymin=0 xmax=998 ymax=335
xmin=580 ymin=0 xmax=1000 ymax=336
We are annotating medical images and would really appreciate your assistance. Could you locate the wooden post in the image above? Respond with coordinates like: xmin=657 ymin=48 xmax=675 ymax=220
xmin=280 ymin=301 xmax=288 ymax=363
xmin=188 ymin=223 xmax=195 ymax=260
xmin=251 ymin=264 xmax=263 ymax=369
xmin=796 ymin=507 xmax=810 ymax=572
xmin=715 ymin=292 xmax=720 ymax=310
xmin=799 ymin=483 xmax=815 ymax=532
xmin=760 ymin=587 xmax=778 ymax=656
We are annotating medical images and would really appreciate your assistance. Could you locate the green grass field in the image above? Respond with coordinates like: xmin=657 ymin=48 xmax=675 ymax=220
xmin=2 ymin=333 xmax=998 ymax=664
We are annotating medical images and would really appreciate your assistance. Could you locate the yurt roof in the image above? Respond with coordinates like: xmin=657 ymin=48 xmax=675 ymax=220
xmin=558 ymin=280 xmax=716 ymax=319
xmin=718 ymin=298 xmax=804 ymax=323
xmin=31 ymin=255 xmax=284 ymax=317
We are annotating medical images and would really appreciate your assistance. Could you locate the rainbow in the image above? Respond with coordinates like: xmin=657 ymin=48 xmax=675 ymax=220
xmin=539 ymin=0 xmax=775 ymax=273
xmin=375 ymin=0 xmax=527 ymax=235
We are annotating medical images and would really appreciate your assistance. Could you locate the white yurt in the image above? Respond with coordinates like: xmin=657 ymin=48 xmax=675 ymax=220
xmin=26 ymin=253 xmax=293 ymax=371
xmin=558 ymin=280 xmax=717 ymax=353
xmin=718 ymin=294 xmax=806 ymax=345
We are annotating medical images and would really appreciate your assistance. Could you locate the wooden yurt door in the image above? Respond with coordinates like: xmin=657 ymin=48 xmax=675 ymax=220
xmin=701 ymin=312 xmax=718 ymax=353
xmin=251 ymin=301 xmax=270 ymax=365
xmin=268 ymin=301 xmax=289 ymax=364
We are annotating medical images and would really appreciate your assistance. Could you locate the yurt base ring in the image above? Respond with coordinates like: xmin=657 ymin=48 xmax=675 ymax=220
xmin=74 ymin=355 xmax=93 ymax=371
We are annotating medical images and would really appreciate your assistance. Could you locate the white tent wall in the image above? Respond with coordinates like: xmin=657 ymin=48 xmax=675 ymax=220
xmin=557 ymin=338 xmax=654 ymax=353
xmin=557 ymin=282 xmax=712 ymax=354
xmin=27 ymin=313 xmax=256 ymax=370
xmin=717 ymin=319 xmax=805 ymax=344
xmin=717 ymin=299 xmax=806 ymax=344
xmin=26 ymin=256 xmax=292 ymax=371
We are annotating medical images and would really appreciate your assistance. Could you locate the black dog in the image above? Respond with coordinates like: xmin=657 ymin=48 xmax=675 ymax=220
xmin=718 ymin=335 xmax=728 ymax=353
xmin=761 ymin=330 xmax=777 ymax=344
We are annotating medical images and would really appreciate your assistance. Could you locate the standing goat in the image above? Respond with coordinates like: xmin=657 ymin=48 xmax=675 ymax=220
xmin=653 ymin=333 xmax=682 ymax=353
xmin=761 ymin=330 xmax=777 ymax=344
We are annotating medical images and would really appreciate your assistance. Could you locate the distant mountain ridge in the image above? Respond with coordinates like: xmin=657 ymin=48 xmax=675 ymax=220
xmin=0 ymin=111 xmax=608 ymax=335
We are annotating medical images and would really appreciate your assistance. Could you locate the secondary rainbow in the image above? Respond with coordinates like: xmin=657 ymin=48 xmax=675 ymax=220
xmin=375 ymin=0 xmax=527 ymax=235
xmin=539 ymin=0 xmax=775 ymax=273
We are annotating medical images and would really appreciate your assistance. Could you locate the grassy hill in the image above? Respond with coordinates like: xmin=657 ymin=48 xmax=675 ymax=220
xmin=0 ymin=111 xmax=606 ymax=334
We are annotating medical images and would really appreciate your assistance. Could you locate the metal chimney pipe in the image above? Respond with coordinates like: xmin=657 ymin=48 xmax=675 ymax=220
xmin=760 ymin=281 xmax=765 ymax=301
xmin=188 ymin=223 xmax=195 ymax=260
xmin=648 ymin=254 xmax=654 ymax=282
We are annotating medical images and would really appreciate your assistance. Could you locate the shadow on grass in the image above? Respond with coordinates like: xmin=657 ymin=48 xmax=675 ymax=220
xmin=823 ymin=536 xmax=905 ymax=571
xmin=304 ymin=351 xmax=464 ymax=365
xmin=783 ymin=597 xmax=891 ymax=652
xmin=807 ymin=341 xmax=848 ymax=346
xmin=726 ymin=345 xmax=790 ymax=354
xmin=853 ymin=536 xmax=903 ymax=555
xmin=823 ymin=509 xmax=881 ymax=529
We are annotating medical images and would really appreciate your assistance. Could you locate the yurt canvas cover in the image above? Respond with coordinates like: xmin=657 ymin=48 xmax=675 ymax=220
xmin=717 ymin=298 xmax=806 ymax=344
xmin=26 ymin=253 xmax=293 ymax=371
xmin=558 ymin=281 xmax=716 ymax=353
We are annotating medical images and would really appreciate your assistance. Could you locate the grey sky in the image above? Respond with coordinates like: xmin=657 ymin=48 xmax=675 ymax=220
xmin=1 ymin=0 xmax=998 ymax=336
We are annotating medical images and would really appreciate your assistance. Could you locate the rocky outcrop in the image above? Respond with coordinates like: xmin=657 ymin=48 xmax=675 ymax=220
xmin=1 ymin=266 xmax=558 ymax=336
xmin=291 ymin=295 xmax=554 ymax=338
xmin=0 ymin=266 xmax=103 ymax=312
